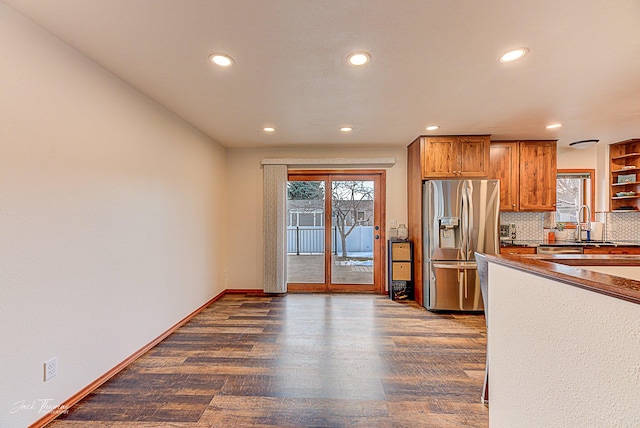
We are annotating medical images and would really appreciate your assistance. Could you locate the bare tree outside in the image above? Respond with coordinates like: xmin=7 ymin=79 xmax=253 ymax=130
xmin=332 ymin=180 xmax=374 ymax=258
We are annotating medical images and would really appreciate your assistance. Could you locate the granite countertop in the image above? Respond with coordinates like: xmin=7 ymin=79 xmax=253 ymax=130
xmin=500 ymin=240 xmax=640 ymax=248
xmin=486 ymin=253 xmax=640 ymax=305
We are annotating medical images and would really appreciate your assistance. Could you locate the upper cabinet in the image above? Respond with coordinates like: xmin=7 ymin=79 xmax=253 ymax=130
xmin=489 ymin=142 xmax=519 ymax=211
xmin=490 ymin=140 xmax=557 ymax=212
xmin=410 ymin=135 xmax=490 ymax=179
xmin=609 ymin=138 xmax=640 ymax=212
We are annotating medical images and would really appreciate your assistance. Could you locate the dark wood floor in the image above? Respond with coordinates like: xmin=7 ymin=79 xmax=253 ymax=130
xmin=47 ymin=294 xmax=488 ymax=427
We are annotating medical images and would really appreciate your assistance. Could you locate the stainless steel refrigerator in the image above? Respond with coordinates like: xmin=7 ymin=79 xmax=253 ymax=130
xmin=423 ymin=180 xmax=500 ymax=311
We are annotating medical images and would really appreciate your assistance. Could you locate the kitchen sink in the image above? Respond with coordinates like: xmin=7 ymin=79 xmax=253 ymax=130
xmin=542 ymin=241 xmax=618 ymax=247
xmin=580 ymin=240 xmax=617 ymax=246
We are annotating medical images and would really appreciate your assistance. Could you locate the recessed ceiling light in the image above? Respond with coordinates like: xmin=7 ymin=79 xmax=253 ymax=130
xmin=347 ymin=52 xmax=370 ymax=66
xmin=262 ymin=127 xmax=276 ymax=133
xmin=426 ymin=125 xmax=440 ymax=131
xmin=546 ymin=123 xmax=562 ymax=129
xmin=499 ymin=48 xmax=528 ymax=63
xmin=340 ymin=127 xmax=353 ymax=132
xmin=209 ymin=53 xmax=234 ymax=67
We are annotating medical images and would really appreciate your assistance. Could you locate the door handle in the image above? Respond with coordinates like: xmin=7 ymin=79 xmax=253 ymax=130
xmin=375 ymin=234 xmax=380 ymax=239
xmin=375 ymin=225 xmax=380 ymax=230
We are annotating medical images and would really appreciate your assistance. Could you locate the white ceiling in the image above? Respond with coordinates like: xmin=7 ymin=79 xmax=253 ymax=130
xmin=5 ymin=0 xmax=640 ymax=149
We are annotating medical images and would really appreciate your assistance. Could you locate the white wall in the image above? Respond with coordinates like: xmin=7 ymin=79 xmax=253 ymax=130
xmin=557 ymin=143 xmax=613 ymax=211
xmin=225 ymin=147 xmax=407 ymax=290
xmin=488 ymin=263 xmax=640 ymax=427
xmin=556 ymin=145 xmax=597 ymax=170
xmin=0 ymin=4 xmax=227 ymax=426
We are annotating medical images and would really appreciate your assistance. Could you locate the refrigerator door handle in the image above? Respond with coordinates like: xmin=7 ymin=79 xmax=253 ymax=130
xmin=432 ymin=262 xmax=477 ymax=269
xmin=459 ymin=268 xmax=465 ymax=309
xmin=465 ymin=185 xmax=474 ymax=259
xmin=461 ymin=185 xmax=468 ymax=258
xmin=431 ymin=261 xmax=478 ymax=270
xmin=463 ymin=270 xmax=468 ymax=298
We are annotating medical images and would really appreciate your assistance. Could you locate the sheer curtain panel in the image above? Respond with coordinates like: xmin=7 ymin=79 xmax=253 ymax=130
xmin=263 ymin=164 xmax=287 ymax=293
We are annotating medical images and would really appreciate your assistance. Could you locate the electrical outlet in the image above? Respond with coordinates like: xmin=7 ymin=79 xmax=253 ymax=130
xmin=44 ymin=358 xmax=57 ymax=382
xmin=390 ymin=219 xmax=397 ymax=228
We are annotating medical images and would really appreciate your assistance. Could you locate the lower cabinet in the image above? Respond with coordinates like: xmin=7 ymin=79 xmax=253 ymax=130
xmin=583 ymin=247 xmax=640 ymax=255
xmin=500 ymin=247 xmax=536 ymax=255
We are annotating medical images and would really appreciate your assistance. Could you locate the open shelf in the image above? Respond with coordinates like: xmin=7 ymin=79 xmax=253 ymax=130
xmin=612 ymin=181 xmax=640 ymax=187
xmin=611 ymin=152 xmax=640 ymax=160
xmin=610 ymin=139 xmax=640 ymax=212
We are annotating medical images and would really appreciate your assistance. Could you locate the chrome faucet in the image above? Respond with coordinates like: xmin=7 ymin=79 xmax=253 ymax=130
xmin=576 ymin=205 xmax=592 ymax=242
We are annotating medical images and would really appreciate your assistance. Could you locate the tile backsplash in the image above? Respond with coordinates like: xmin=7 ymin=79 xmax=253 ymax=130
xmin=500 ymin=212 xmax=546 ymax=241
xmin=500 ymin=211 xmax=640 ymax=242
xmin=600 ymin=212 xmax=640 ymax=242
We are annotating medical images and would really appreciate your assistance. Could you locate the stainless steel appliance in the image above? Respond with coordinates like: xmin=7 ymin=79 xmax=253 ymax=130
xmin=423 ymin=180 xmax=500 ymax=311
xmin=536 ymin=245 xmax=583 ymax=254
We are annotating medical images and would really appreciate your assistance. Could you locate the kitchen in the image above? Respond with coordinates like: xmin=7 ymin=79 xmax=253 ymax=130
xmin=408 ymin=135 xmax=640 ymax=425
xmin=408 ymin=136 xmax=640 ymax=307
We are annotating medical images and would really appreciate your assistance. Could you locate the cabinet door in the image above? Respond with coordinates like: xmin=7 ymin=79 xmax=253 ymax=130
xmin=490 ymin=142 xmax=519 ymax=211
xmin=500 ymin=247 xmax=536 ymax=255
xmin=458 ymin=136 xmax=489 ymax=178
xmin=583 ymin=246 xmax=640 ymax=255
xmin=391 ymin=262 xmax=412 ymax=280
xmin=391 ymin=242 xmax=411 ymax=261
xmin=518 ymin=141 xmax=557 ymax=211
xmin=422 ymin=137 xmax=456 ymax=178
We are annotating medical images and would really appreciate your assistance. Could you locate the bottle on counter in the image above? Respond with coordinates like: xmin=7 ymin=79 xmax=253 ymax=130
xmin=548 ymin=230 xmax=556 ymax=243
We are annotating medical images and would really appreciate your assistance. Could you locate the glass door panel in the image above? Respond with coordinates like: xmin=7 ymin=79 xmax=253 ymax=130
xmin=286 ymin=180 xmax=326 ymax=284
xmin=331 ymin=180 xmax=375 ymax=285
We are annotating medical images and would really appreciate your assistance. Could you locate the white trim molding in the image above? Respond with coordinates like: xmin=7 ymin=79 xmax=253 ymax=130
xmin=261 ymin=157 xmax=396 ymax=167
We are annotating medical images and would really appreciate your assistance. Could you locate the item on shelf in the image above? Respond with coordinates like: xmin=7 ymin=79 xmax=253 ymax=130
xmin=616 ymin=191 xmax=636 ymax=197
xmin=617 ymin=174 xmax=636 ymax=183
xmin=397 ymin=224 xmax=409 ymax=240
xmin=615 ymin=206 xmax=637 ymax=211
xmin=388 ymin=227 xmax=398 ymax=239
xmin=622 ymin=165 xmax=636 ymax=170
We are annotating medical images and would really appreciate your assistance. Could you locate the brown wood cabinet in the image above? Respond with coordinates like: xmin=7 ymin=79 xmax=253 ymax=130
xmin=490 ymin=142 xmax=519 ymax=211
xmin=407 ymin=135 xmax=490 ymax=306
xmin=489 ymin=140 xmax=557 ymax=212
xmin=500 ymin=246 xmax=536 ymax=255
xmin=609 ymin=138 xmax=640 ymax=212
xmin=583 ymin=246 xmax=640 ymax=255
xmin=410 ymin=135 xmax=490 ymax=179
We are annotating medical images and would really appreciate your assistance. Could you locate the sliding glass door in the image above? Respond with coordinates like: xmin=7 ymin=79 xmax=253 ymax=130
xmin=286 ymin=171 xmax=385 ymax=293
